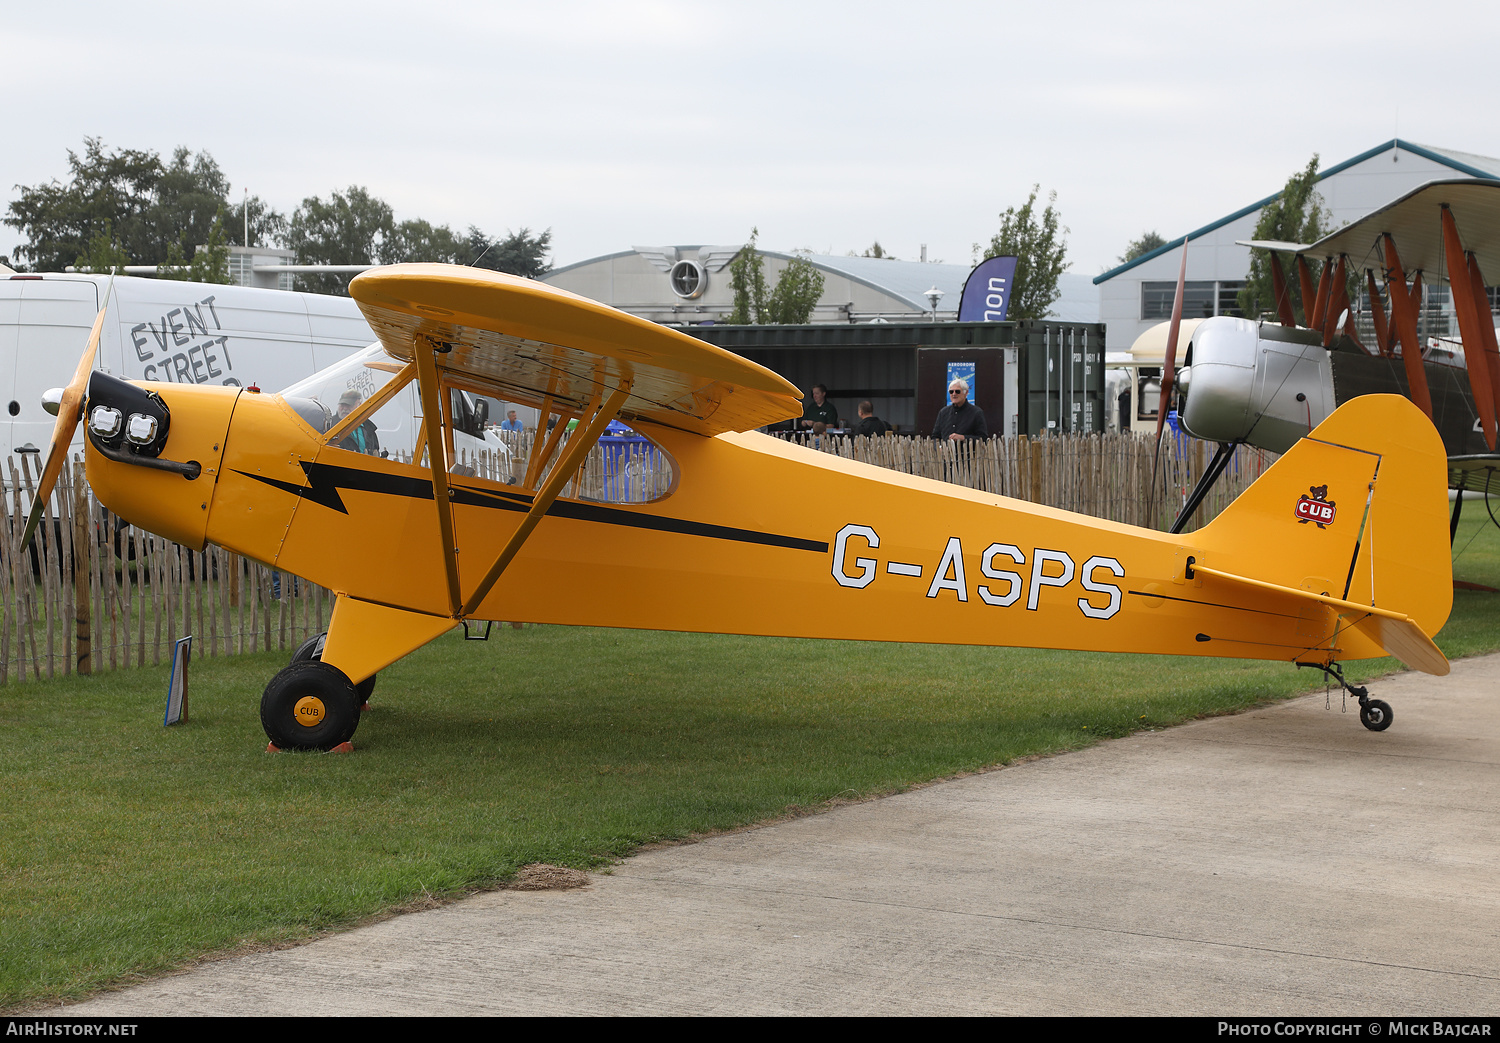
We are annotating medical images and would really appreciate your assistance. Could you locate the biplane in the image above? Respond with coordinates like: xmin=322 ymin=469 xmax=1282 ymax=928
xmin=26 ymin=264 xmax=1453 ymax=750
xmin=1156 ymin=178 xmax=1500 ymax=535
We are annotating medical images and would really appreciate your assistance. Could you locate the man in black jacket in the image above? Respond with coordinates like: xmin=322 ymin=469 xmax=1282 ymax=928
xmin=854 ymin=400 xmax=889 ymax=436
xmin=932 ymin=379 xmax=987 ymax=441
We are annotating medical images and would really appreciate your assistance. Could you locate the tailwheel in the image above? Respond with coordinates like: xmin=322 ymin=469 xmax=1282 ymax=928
xmin=262 ymin=660 xmax=362 ymax=751
xmin=1298 ymin=660 xmax=1394 ymax=734
xmin=1359 ymin=698 xmax=1394 ymax=732
xmin=291 ymin=632 xmax=376 ymax=709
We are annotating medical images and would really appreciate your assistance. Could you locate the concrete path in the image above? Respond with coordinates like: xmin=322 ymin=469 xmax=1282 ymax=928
xmin=50 ymin=657 xmax=1500 ymax=1015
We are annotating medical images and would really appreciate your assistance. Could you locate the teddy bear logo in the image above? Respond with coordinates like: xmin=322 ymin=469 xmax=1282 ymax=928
xmin=1295 ymin=484 xmax=1336 ymax=528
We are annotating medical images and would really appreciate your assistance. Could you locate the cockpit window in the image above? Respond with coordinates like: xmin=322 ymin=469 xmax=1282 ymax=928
xmin=573 ymin=420 xmax=676 ymax=503
xmin=276 ymin=347 xmax=675 ymax=501
xmin=280 ymin=345 xmax=402 ymax=408
xmin=280 ymin=346 xmax=410 ymax=455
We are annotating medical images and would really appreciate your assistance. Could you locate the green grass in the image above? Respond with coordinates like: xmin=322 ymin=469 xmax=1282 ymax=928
xmin=2 ymin=514 xmax=1498 ymax=1010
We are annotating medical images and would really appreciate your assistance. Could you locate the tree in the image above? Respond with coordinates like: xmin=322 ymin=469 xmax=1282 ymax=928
xmin=726 ymin=231 xmax=828 ymax=324
xmin=381 ymin=218 xmax=466 ymax=264
xmin=5 ymin=139 xmax=233 ymax=272
xmin=766 ymin=252 xmax=826 ymax=323
xmin=471 ymin=227 xmax=553 ymax=278
xmin=73 ymin=219 xmax=130 ymax=274
xmin=862 ymin=241 xmax=895 ymax=259
xmin=158 ymin=209 xmax=231 ymax=284
xmin=286 ymin=187 xmax=551 ymax=292
xmin=1237 ymin=156 xmax=1329 ymax=322
xmin=149 ymin=147 xmax=232 ymax=261
xmin=287 ymin=186 xmax=394 ymax=294
xmin=727 ymin=228 xmax=770 ymax=324
xmin=6 ymin=138 xmax=162 ymax=271
xmin=1119 ymin=231 xmax=1166 ymax=265
xmin=982 ymin=185 xmax=1070 ymax=320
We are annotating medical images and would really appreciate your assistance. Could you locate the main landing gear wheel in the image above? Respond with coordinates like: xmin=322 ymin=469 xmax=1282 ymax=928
xmin=291 ymin=632 xmax=376 ymax=706
xmin=1360 ymin=699 xmax=1394 ymax=732
xmin=261 ymin=660 xmax=362 ymax=751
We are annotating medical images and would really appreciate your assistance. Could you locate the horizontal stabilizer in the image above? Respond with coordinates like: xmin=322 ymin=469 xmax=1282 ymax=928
xmin=1191 ymin=563 xmax=1449 ymax=676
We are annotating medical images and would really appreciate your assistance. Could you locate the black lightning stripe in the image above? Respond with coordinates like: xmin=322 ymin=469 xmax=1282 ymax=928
xmin=234 ymin=462 xmax=828 ymax=553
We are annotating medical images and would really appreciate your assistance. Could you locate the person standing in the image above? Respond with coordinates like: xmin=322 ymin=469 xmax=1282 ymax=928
xmin=932 ymin=379 xmax=987 ymax=441
xmin=499 ymin=409 xmax=524 ymax=433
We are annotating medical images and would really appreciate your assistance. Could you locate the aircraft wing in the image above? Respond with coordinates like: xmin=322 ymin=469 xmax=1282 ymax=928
xmin=1294 ymin=178 xmax=1500 ymax=278
xmin=349 ymin=263 xmax=804 ymax=436
xmin=1449 ymin=454 xmax=1500 ymax=496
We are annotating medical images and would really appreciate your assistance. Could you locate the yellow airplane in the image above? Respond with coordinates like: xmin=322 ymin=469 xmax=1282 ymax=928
xmin=26 ymin=264 xmax=1453 ymax=750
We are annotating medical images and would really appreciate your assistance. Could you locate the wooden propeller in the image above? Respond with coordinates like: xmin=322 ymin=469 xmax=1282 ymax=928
xmin=21 ymin=276 xmax=111 ymax=551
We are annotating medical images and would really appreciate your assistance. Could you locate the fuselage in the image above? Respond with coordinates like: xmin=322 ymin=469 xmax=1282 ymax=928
xmin=85 ymin=377 xmax=1453 ymax=681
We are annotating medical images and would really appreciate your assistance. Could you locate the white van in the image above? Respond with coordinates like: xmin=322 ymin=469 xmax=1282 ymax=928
xmin=0 ymin=272 xmax=511 ymax=472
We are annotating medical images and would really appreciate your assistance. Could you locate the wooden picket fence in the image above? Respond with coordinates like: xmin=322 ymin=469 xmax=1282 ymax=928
xmin=779 ymin=430 xmax=1278 ymax=529
xmin=1 ymin=456 xmax=336 ymax=686
xmin=0 ymin=429 xmax=1273 ymax=686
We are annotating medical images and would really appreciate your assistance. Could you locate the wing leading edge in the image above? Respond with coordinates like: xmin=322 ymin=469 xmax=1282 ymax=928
xmin=349 ymin=263 xmax=804 ymax=437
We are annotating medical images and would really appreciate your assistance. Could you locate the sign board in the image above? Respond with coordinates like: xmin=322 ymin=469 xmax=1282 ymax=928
xmin=945 ymin=361 xmax=978 ymax=408
xmin=958 ymin=256 xmax=1018 ymax=321
xmin=164 ymin=635 xmax=192 ymax=726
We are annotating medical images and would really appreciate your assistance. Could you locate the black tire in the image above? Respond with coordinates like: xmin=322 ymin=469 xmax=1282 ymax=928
xmin=291 ymin=632 xmax=376 ymax=704
xmin=261 ymin=661 xmax=362 ymax=751
xmin=1360 ymin=699 xmax=1393 ymax=732
xmin=291 ymin=632 xmax=327 ymax=665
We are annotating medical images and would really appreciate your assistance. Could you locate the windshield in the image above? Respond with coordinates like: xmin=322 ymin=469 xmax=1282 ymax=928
xmin=279 ymin=344 xmax=402 ymax=404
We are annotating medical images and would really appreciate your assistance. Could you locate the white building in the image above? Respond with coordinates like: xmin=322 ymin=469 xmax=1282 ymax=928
xmin=1093 ymin=139 xmax=1500 ymax=353
xmin=544 ymin=246 xmax=1099 ymax=325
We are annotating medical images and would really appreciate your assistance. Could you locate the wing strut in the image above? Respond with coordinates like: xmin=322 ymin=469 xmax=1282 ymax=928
xmin=1295 ymin=256 xmax=1318 ymax=327
xmin=1464 ymin=250 xmax=1500 ymax=434
xmin=1441 ymin=205 xmax=1500 ymax=451
xmin=414 ymin=336 xmax=464 ymax=616
xmin=1381 ymin=235 xmax=1434 ymax=421
xmin=1308 ymin=257 xmax=1333 ymax=332
xmin=523 ymin=394 xmax=573 ymax=491
xmin=1269 ymin=252 xmax=1297 ymax=327
xmin=460 ymin=378 xmax=633 ymax=617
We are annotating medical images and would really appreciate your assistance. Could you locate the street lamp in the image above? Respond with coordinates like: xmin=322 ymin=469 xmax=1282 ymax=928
xmin=924 ymin=285 xmax=944 ymax=322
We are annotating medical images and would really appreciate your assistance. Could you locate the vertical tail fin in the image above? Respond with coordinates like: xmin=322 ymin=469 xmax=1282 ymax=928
xmin=1191 ymin=395 xmax=1451 ymax=672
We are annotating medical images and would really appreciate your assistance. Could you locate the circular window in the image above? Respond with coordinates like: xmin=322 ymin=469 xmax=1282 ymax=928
xmin=669 ymin=260 xmax=706 ymax=300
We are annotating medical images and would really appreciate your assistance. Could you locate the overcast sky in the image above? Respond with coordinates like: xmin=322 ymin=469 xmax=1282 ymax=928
xmin=4 ymin=0 xmax=1496 ymax=279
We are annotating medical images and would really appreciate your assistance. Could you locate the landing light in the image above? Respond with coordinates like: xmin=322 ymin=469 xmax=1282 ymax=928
xmin=125 ymin=413 xmax=159 ymax=446
xmin=90 ymin=405 xmax=123 ymax=439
